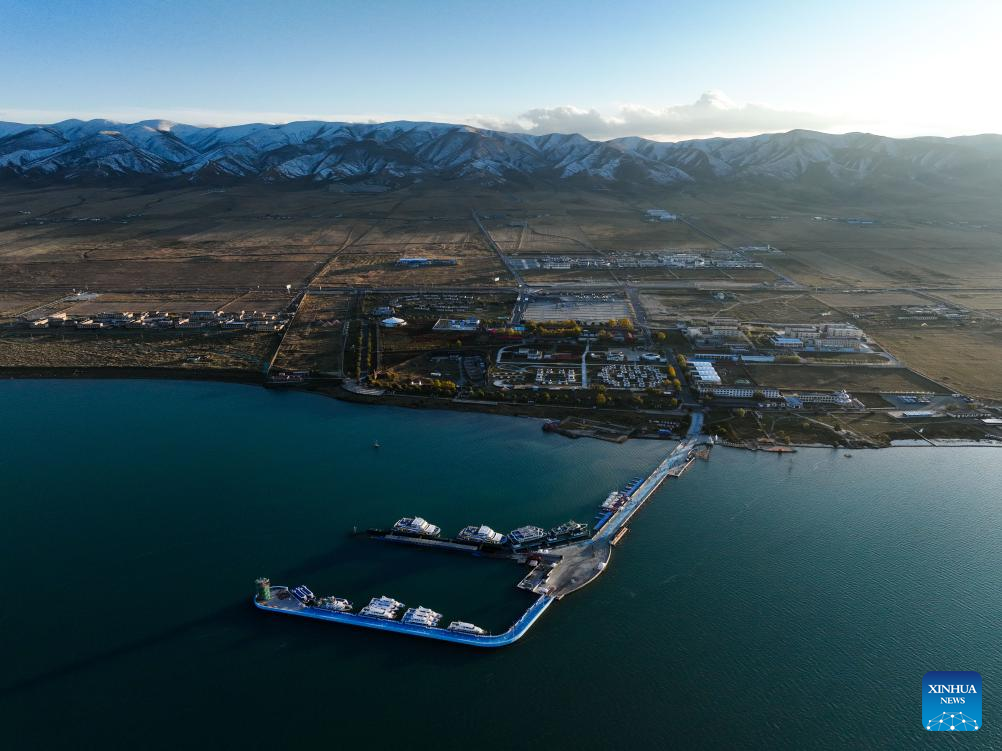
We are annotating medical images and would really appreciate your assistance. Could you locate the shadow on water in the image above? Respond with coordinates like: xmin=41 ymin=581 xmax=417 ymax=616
xmin=0 ymin=600 xmax=251 ymax=697
xmin=2 ymin=542 xmax=513 ymax=696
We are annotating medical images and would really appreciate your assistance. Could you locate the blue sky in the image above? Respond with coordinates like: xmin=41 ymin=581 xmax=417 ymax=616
xmin=2 ymin=0 xmax=999 ymax=139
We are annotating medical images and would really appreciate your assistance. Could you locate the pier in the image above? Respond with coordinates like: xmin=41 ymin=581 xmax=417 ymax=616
xmin=256 ymin=412 xmax=709 ymax=646
xmin=256 ymin=586 xmax=554 ymax=647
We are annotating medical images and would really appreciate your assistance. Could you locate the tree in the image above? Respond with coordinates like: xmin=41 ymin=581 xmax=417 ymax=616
xmin=667 ymin=366 xmax=677 ymax=378
xmin=655 ymin=331 xmax=667 ymax=342
xmin=595 ymin=393 xmax=608 ymax=407
xmin=672 ymin=378 xmax=682 ymax=390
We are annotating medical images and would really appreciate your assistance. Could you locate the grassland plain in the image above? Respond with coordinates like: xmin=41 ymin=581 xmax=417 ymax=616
xmin=2 ymin=181 xmax=1002 ymax=401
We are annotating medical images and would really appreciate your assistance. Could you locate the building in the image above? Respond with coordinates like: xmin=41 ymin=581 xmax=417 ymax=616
xmin=785 ymin=390 xmax=854 ymax=406
xmin=645 ymin=209 xmax=678 ymax=222
xmin=380 ymin=316 xmax=407 ymax=328
xmin=688 ymin=360 xmax=722 ymax=386
xmin=432 ymin=318 xmax=480 ymax=332
xmin=702 ymin=387 xmax=781 ymax=400
xmin=684 ymin=318 xmax=748 ymax=348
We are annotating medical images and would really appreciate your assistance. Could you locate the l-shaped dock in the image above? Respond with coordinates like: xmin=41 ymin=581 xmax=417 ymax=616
xmin=255 ymin=413 xmax=709 ymax=647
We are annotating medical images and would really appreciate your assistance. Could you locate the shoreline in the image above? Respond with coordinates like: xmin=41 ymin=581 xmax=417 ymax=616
xmin=4 ymin=366 xmax=1001 ymax=450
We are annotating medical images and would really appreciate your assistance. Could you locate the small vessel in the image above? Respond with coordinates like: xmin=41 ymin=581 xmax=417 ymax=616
xmin=844 ymin=453 xmax=853 ymax=458
xmin=401 ymin=606 xmax=443 ymax=627
xmin=373 ymin=440 xmax=380 ymax=449
xmin=393 ymin=516 xmax=442 ymax=537
xmin=547 ymin=520 xmax=590 ymax=544
xmin=290 ymin=585 xmax=316 ymax=605
xmin=316 ymin=596 xmax=353 ymax=612
xmin=359 ymin=595 xmax=404 ymax=619
xmin=600 ymin=491 xmax=627 ymax=512
xmin=458 ymin=524 xmax=507 ymax=545
xmin=447 ymin=621 xmax=487 ymax=635
xmin=507 ymin=525 xmax=546 ymax=548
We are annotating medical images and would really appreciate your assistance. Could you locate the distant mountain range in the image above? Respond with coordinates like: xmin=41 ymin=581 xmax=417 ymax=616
xmin=1 ymin=118 xmax=1001 ymax=190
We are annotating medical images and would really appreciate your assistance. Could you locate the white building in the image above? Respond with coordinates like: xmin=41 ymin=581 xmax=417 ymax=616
xmin=688 ymin=360 xmax=722 ymax=386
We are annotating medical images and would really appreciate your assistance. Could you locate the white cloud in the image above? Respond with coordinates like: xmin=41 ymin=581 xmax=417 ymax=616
xmin=0 ymin=93 xmax=850 ymax=142
xmin=473 ymin=91 xmax=838 ymax=141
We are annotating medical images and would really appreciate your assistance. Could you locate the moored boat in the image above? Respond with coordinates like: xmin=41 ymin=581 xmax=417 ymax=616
xmin=508 ymin=525 xmax=546 ymax=547
xmin=401 ymin=606 xmax=443 ymax=627
xmin=547 ymin=520 xmax=590 ymax=544
xmin=359 ymin=595 xmax=404 ymax=619
xmin=458 ymin=524 xmax=506 ymax=545
xmin=447 ymin=621 xmax=487 ymax=635
xmin=393 ymin=516 xmax=442 ymax=537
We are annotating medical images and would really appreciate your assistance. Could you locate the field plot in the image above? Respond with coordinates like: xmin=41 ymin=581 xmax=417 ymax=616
xmin=641 ymin=291 xmax=837 ymax=325
xmin=0 ymin=185 xmax=380 ymax=290
xmin=55 ymin=291 xmax=247 ymax=316
xmin=814 ymin=291 xmax=931 ymax=309
xmin=367 ymin=291 xmax=514 ymax=321
xmin=320 ymin=251 xmax=508 ymax=287
xmin=686 ymin=206 xmax=1002 ymax=288
xmin=523 ymin=296 xmax=632 ymax=323
xmin=741 ymin=362 xmax=945 ymax=393
xmin=0 ymin=330 xmax=274 ymax=370
xmin=271 ymin=292 xmax=352 ymax=374
xmin=575 ymin=213 xmax=712 ymax=251
xmin=872 ymin=325 xmax=1002 ymax=399
xmin=930 ymin=291 xmax=1002 ymax=313
xmin=315 ymin=218 xmax=510 ymax=287
xmin=220 ymin=292 xmax=296 ymax=313
xmin=0 ymin=292 xmax=64 ymax=320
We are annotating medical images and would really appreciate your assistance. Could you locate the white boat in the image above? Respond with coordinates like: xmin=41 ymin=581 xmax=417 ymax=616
xmin=401 ymin=606 xmax=443 ymax=627
xmin=393 ymin=516 xmax=442 ymax=536
xmin=508 ymin=525 xmax=546 ymax=546
xmin=359 ymin=595 xmax=404 ymax=619
xmin=600 ymin=491 xmax=626 ymax=512
xmin=458 ymin=524 xmax=506 ymax=545
xmin=447 ymin=621 xmax=487 ymax=635
xmin=316 ymin=596 xmax=353 ymax=612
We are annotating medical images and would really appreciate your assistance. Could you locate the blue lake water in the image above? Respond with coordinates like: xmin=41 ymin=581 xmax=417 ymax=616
xmin=2 ymin=379 xmax=1000 ymax=749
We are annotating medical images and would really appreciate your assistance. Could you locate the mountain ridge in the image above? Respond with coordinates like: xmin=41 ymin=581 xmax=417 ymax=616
xmin=1 ymin=118 xmax=1001 ymax=189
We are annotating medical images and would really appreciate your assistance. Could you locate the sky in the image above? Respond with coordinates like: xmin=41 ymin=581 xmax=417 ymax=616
xmin=1 ymin=0 xmax=999 ymax=141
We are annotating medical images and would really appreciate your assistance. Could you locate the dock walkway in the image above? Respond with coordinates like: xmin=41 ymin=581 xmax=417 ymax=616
xmin=257 ymin=587 xmax=553 ymax=648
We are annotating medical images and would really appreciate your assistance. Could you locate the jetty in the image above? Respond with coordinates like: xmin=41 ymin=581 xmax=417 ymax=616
xmin=255 ymin=412 xmax=710 ymax=647
xmin=256 ymin=586 xmax=553 ymax=648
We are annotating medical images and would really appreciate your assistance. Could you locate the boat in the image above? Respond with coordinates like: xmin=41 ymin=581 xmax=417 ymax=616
xmin=600 ymin=491 xmax=627 ymax=512
xmin=316 ymin=596 xmax=353 ymax=612
xmin=401 ymin=606 xmax=443 ymax=627
xmin=359 ymin=595 xmax=404 ymax=619
xmin=392 ymin=516 xmax=442 ymax=537
xmin=547 ymin=520 xmax=590 ymax=544
xmin=373 ymin=440 xmax=380 ymax=449
xmin=290 ymin=585 xmax=316 ymax=604
xmin=457 ymin=524 xmax=507 ymax=545
xmin=844 ymin=453 xmax=853 ymax=458
xmin=508 ymin=525 xmax=546 ymax=547
xmin=447 ymin=621 xmax=487 ymax=635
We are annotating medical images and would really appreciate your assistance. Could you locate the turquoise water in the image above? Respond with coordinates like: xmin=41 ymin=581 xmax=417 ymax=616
xmin=2 ymin=380 xmax=1000 ymax=749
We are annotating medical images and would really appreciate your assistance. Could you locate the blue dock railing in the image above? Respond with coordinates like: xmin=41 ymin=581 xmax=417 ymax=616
xmin=256 ymin=590 xmax=554 ymax=648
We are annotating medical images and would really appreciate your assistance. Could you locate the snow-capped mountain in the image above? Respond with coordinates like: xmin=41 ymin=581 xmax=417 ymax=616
xmin=0 ymin=118 xmax=1000 ymax=188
